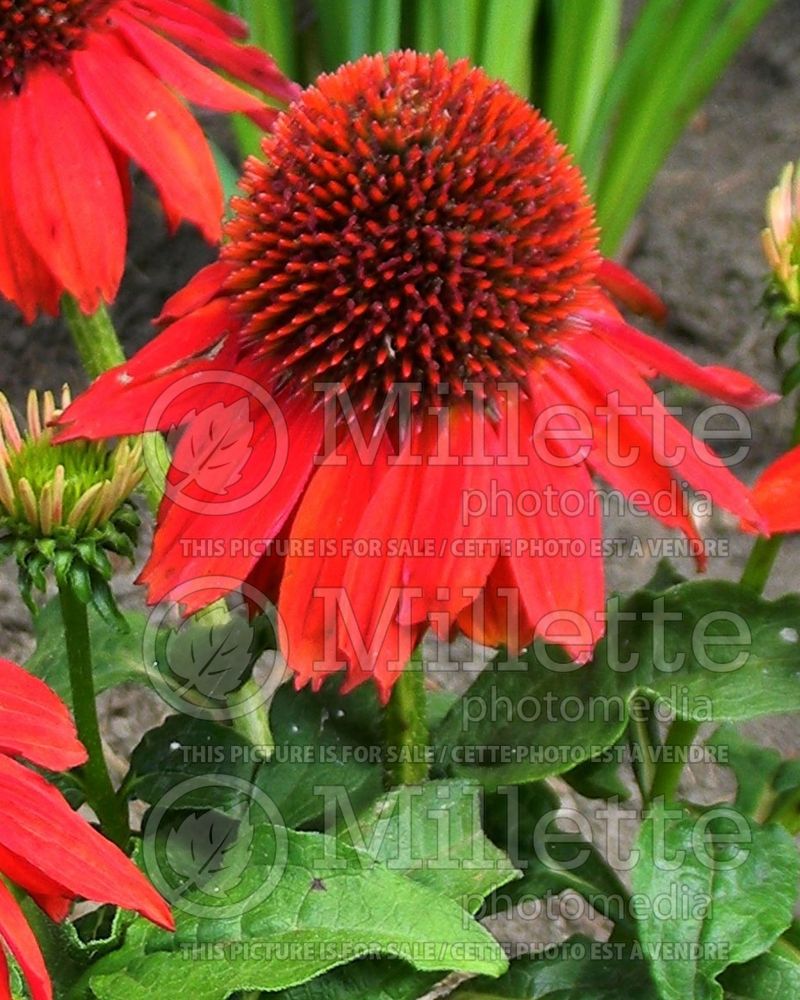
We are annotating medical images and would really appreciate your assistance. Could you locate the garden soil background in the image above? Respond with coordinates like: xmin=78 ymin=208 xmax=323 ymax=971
xmin=0 ymin=0 xmax=798 ymax=959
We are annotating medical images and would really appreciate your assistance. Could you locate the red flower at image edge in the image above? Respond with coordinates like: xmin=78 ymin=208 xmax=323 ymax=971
xmin=0 ymin=0 xmax=299 ymax=321
xmin=0 ymin=657 xmax=173 ymax=1000
xmin=752 ymin=443 xmax=800 ymax=533
xmin=59 ymin=52 xmax=778 ymax=701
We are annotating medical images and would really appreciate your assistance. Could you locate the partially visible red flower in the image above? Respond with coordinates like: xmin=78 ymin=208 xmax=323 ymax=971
xmin=0 ymin=0 xmax=299 ymax=321
xmin=59 ymin=52 xmax=777 ymax=701
xmin=752 ymin=444 xmax=800 ymax=534
xmin=0 ymin=657 xmax=173 ymax=1000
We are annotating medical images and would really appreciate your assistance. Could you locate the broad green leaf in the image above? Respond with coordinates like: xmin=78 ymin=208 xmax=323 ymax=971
xmin=83 ymin=811 xmax=507 ymax=999
xmin=624 ymin=582 xmax=800 ymax=722
xmin=125 ymin=716 xmax=262 ymax=811
xmin=255 ymin=679 xmax=385 ymax=829
xmin=632 ymin=803 xmax=798 ymax=1000
xmin=25 ymin=597 xmax=149 ymax=705
xmin=561 ymin=743 xmax=631 ymax=801
xmin=719 ymin=946 xmax=800 ymax=999
xmin=338 ymin=780 xmax=520 ymax=911
xmin=432 ymin=639 xmax=630 ymax=789
xmin=449 ymin=937 xmax=656 ymax=998
xmin=705 ymin=724 xmax=782 ymax=818
xmin=481 ymin=783 xmax=632 ymax=932
xmin=267 ymin=960 xmax=439 ymax=1000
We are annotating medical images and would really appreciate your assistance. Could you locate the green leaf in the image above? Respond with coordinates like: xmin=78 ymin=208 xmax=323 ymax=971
xmin=125 ymin=716 xmax=263 ymax=811
xmin=705 ymin=724 xmax=782 ymax=817
xmin=481 ymin=783 xmax=632 ymax=932
xmin=266 ymin=958 xmax=439 ymax=1000
xmin=432 ymin=637 xmax=630 ymax=788
xmin=255 ymin=679 xmax=385 ymax=829
xmin=625 ymin=581 xmax=800 ymax=722
xmin=338 ymin=780 xmax=520 ymax=912
xmin=83 ymin=813 xmax=508 ymax=998
xmin=719 ymin=946 xmax=800 ymax=999
xmin=25 ymin=596 xmax=150 ymax=705
xmin=449 ymin=937 xmax=656 ymax=998
xmin=561 ymin=743 xmax=631 ymax=801
xmin=632 ymin=803 xmax=799 ymax=1000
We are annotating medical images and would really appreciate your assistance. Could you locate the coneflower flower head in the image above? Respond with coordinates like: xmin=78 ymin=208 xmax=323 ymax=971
xmin=58 ymin=52 xmax=777 ymax=699
xmin=0 ymin=387 xmax=141 ymax=617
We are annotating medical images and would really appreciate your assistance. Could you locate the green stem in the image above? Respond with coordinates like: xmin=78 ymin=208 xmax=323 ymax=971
xmin=61 ymin=295 xmax=167 ymax=514
xmin=58 ymin=583 xmax=129 ymax=848
xmin=649 ymin=718 xmax=701 ymax=804
xmin=384 ymin=648 xmax=430 ymax=787
xmin=740 ymin=534 xmax=784 ymax=595
xmin=629 ymin=706 xmax=657 ymax=803
xmin=228 ymin=677 xmax=274 ymax=757
xmin=61 ymin=295 xmax=125 ymax=378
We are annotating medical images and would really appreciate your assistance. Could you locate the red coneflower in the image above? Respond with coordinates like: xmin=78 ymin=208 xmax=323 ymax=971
xmin=0 ymin=657 xmax=173 ymax=1000
xmin=59 ymin=51 xmax=776 ymax=701
xmin=0 ymin=0 xmax=298 ymax=321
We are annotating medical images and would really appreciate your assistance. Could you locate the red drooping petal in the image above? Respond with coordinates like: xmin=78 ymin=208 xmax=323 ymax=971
xmin=540 ymin=361 xmax=707 ymax=558
xmin=130 ymin=0 xmax=299 ymax=103
xmin=0 ymin=104 xmax=62 ymax=321
xmin=0 ymin=844 xmax=72 ymax=923
xmin=0 ymin=879 xmax=51 ymax=1000
xmin=131 ymin=0 xmax=249 ymax=40
xmin=73 ymin=32 xmax=222 ymax=241
xmin=596 ymin=258 xmax=667 ymax=322
xmin=139 ymin=387 xmax=323 ymax=611
xmin=56 ymin=302 xmax=237 ymax=442
xmin=115 ymin=13 xmax=265 ymax=114
xmin=501 ymin=396 xmax=605 ymax=662
xmin=0 ymin=659 xmax=86 ymax=771
xmin=0 ymin=755 xmax=173 ymax=931
xmin=561 ymin=333 xmax=764 ymax=531
xmin=752 ymin=444 xmax=800 ymax=535
xmin=458 ymin=554 xmax=534 ymax=654
xmin=278 ymin=431 xmax=394 ymax=692
xmin=9 ymin=67 xmax=126 ymax=312
xmin=585 ymin=310 xmax=779 ymax=408
xmin=157 ymin=261 xmax=233 ymax=322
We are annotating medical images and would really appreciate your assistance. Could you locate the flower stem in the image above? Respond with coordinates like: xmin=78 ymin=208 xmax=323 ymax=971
xmin=384 ymin=648 xmax=430 ymax=787
xmin=58 ymin=582 xmax=130 ymax=849
xmin=61 ymin=295 xmax=126 ymax=378
xmin=648 ymin=718 xmax=701 ymax=804
xmin=740 ymin=535 xmax=784 ymax=595
xmin=60 ymin=295 xmax=167 ymax=514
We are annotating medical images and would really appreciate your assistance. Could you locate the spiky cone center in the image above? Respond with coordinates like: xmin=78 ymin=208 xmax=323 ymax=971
xmin=0 ymin=0 xmax=111 ymax=95
xmin=763 ymin=160 xmax=800 ymax=310
xmin=223 ymin=51 xmax=599 ymax=419
xmin=0 ymin=388 xmax=143 ymax=539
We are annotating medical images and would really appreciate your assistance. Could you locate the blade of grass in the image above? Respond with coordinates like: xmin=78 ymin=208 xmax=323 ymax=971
xmin=313 ymin=0 xmax=373 ymax=67
xmin=429 ymin=0 xmax=483 ymax=60
xmin=595 ymin=0 xmax=728 ymax=251
xmin=478 ymin=0 xmax=540 ymax=96
xmin=233 ymin=0 xmax=297 ymax=79
xmin=371 ymin=0 xmax=403 ymax=53
xmin=543 ymin=0 xmax=621 ymax=159
xmin=581 ymin=0 xmax=678 ymax=191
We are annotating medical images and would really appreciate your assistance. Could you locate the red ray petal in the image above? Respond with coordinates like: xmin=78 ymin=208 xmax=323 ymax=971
xmin=139 ymin=388 xmax=323 ymax=611
xmin=0 ymin=844 xmax=72 ymax=922
xmin=127 ymin=0 xmax=249 ymax=39
xmin=157 ymin=261 xmax=233 ymax=322
xmin=596 ymin=258 xmax=667 ymax=322
xmin=585 ymin=310 xmax=779 ymax=407
xmin=9 ymin=67 xmax=125 ymax=312
xmin=0 ymin=105 xmax=62 ymax=321
xmin=752 ymin=444 xmax=800 ymax=535
xmin=458 ymin=554 xmax=534 ymax=654
xmin=0 ymin=756 xmax=173 ymax=931
xmin=0 ymin=659 xmax=86 ymax=771
xmin=0 ymin=879 xmax=51 ymax=1000
xmin=116 ymin=13 xmax=264 ymax=114
xmin=73 ymin=32 xmax=222 ymax=241
xmin=279 ymin=431 xmax=393 ymax=692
